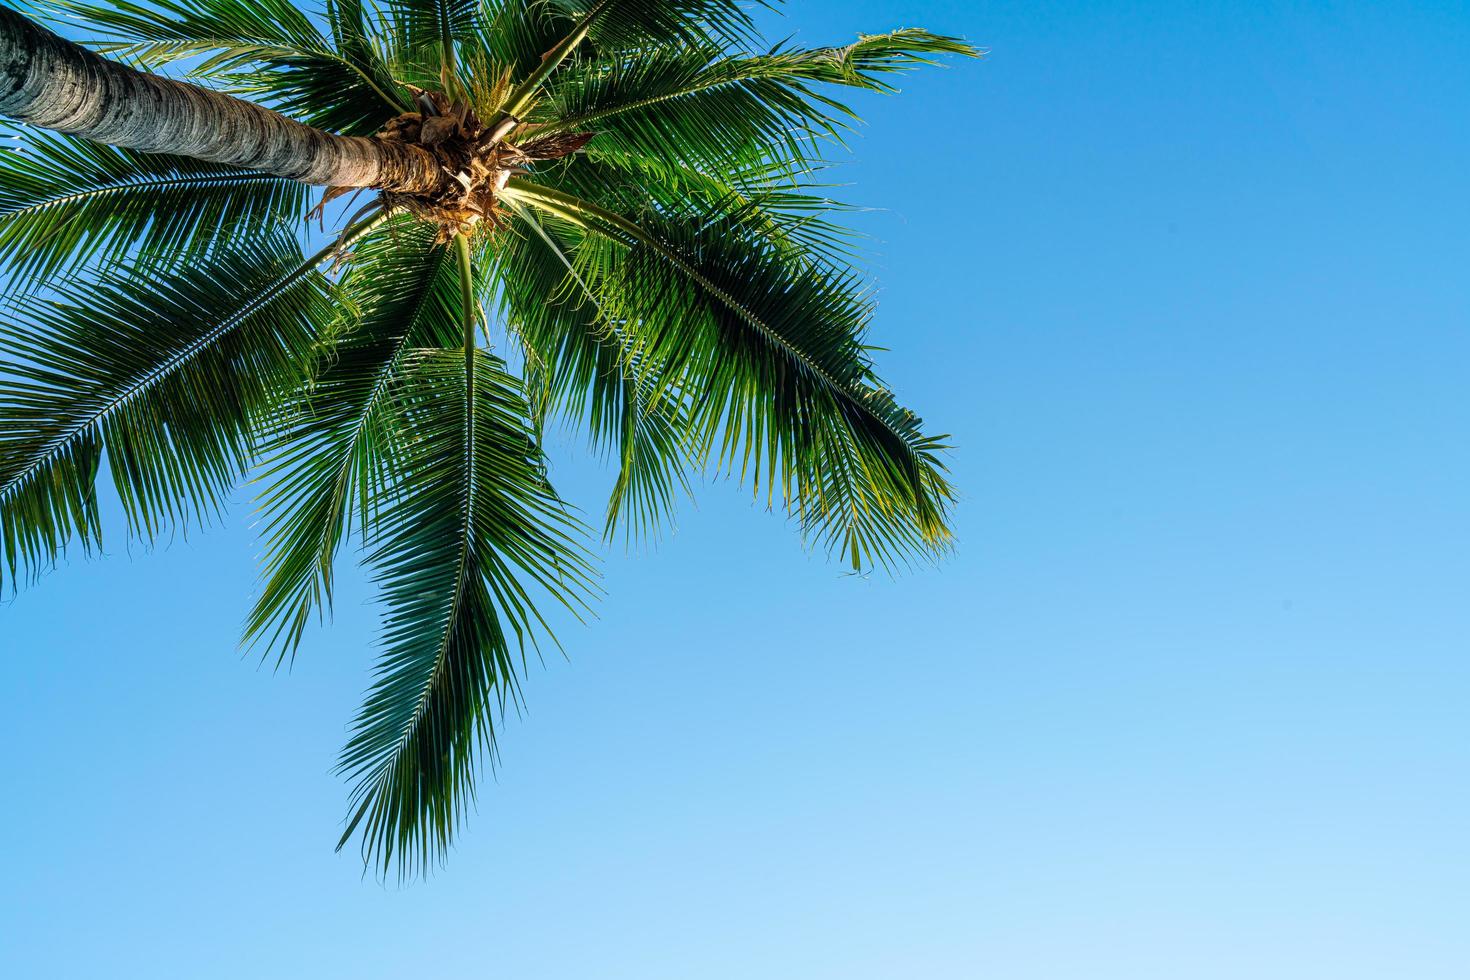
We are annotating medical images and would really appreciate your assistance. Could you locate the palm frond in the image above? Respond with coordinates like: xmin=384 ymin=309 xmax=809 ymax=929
xmin=246 ymin=218 xmax=462 ymax=662
xmin=537 ymin=44 xmax=823 ymax=178
xmin=473 ymin=0 xmax=578 ymax=80
xmin=547 ymin=152 xmax=861 ymax=264
xmin=0 ymin=230 xmax=337 ymax=588
xmin=0 ymin=129 xmax=306 ymax=294
xmin=470 ymin=0 xmax=766 ymax=84
xmin=560 ymin=0 xmax=763 ymax=50
xmin=538 ymin=31 xmax=978 ymax=178
xmin=503 ymin=179 xmax=954 ymax=570
xmin=326 ymin=0 xmax=391 ymax=54
xmin=385 ymin=0 xmax=484 ymax=51
xmin=39 ymin=0 xmax=326 ymax=67
xmin=212 ymin=51 xmax=409 ymax=136
xmin=469 ymin=0 xmax=769 ymax=123
xmin=337 ymin=348 xmax=596 ymax=876
xmin=495 ymin=200 xmax=692 ymax=540
xmin=759 ymin=29 xmax=981 ymax=94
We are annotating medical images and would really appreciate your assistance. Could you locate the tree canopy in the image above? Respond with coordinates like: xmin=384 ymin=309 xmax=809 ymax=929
xmin=0 ymin=0 xmax=975 ymax=875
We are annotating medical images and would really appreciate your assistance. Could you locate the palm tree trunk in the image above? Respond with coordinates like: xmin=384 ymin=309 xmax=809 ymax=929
xmin=0 ymin=8 xmax=443 ymax=194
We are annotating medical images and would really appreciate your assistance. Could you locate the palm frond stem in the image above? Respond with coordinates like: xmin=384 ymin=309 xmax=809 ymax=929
xmin=0 ymin=211 xmax=384 ymax=506
xmin=483 ymin=0 xmax=609 ymax=143
xmin=501 ymin=179 xmax=856 ymax=419
xmin=455 ymin=230 xmax=476 ymax=387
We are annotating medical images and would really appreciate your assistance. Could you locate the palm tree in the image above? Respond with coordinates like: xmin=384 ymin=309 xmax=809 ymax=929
xmin=0 ymin=0 xmax=974 ymax=875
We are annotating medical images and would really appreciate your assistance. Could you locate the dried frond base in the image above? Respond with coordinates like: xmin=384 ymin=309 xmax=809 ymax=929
xmin=359 ymin=86 xmax=593 ymax=242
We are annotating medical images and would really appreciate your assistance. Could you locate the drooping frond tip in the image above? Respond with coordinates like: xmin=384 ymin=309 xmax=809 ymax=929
xmin=781 ymin=29 xmax=983 ymax=94
xmin=498 ymin=180 xmax=957 ymax=572
xmin=334 ymin=350 xmax=598 ymax=876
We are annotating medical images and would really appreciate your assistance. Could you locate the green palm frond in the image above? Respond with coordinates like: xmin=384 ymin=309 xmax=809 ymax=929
xmin=563 ymin=0 xmax=762 ymax=49
xmin=40 ymin=0 xmax=327 ymax=67
xmin=326 ymin=0 xmax=390 ymax=53
xmin=246 ymin=219 xmax=463 ymax=662
xmin=337 ymin=348 xmax=596 ymax=876
xmin=0 ymin=129 xmax=307 ymax=293
xmin=495 ymin=200 xmax=692 ymax=540
xmin=464 ymin=0 xmax=769 ymax=119
xmin=212 ymin=51 xmax=408 ymax=136
xmin=0 ymin=229 xmax=338 ymax=588
xmin=548 ymin=153 xmax=860 ymax=264
xmin=538 ymin=31 xmax=978 ymax=177
xmin=473 ymin=0 xmax=578 ymax=79
xmin=376 ymin=1 xmax=484 ymax=96
xmin=538 ymin=45 xmax=826 ymax=178
xmin=503 ymin=179 xmax=954 ymax=570
xmin=758 ymin=29 xmax=980 ymax=94
xmin=386 ymin=0 xmax=484 ymax=51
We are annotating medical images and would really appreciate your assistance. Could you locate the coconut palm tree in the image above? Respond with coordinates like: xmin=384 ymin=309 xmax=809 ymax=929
xmin=0 ymin=0 xmax=974 ymax=874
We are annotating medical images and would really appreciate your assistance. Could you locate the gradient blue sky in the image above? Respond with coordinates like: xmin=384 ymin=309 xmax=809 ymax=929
xmin=3 ymin=1 xmax=1468 ymax=977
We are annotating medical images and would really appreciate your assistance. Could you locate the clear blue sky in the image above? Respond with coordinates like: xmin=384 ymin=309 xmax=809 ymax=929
xmin=3 ymin=1 xmax=1468 ymax=977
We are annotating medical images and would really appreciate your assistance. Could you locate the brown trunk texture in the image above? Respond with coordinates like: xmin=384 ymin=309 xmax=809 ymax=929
xmin=0 ymin=8 xmax=443 ymax=193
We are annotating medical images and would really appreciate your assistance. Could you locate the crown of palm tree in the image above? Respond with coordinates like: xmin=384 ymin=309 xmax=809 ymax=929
xmin=0 ymin=0 xmax=975 ymax=875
